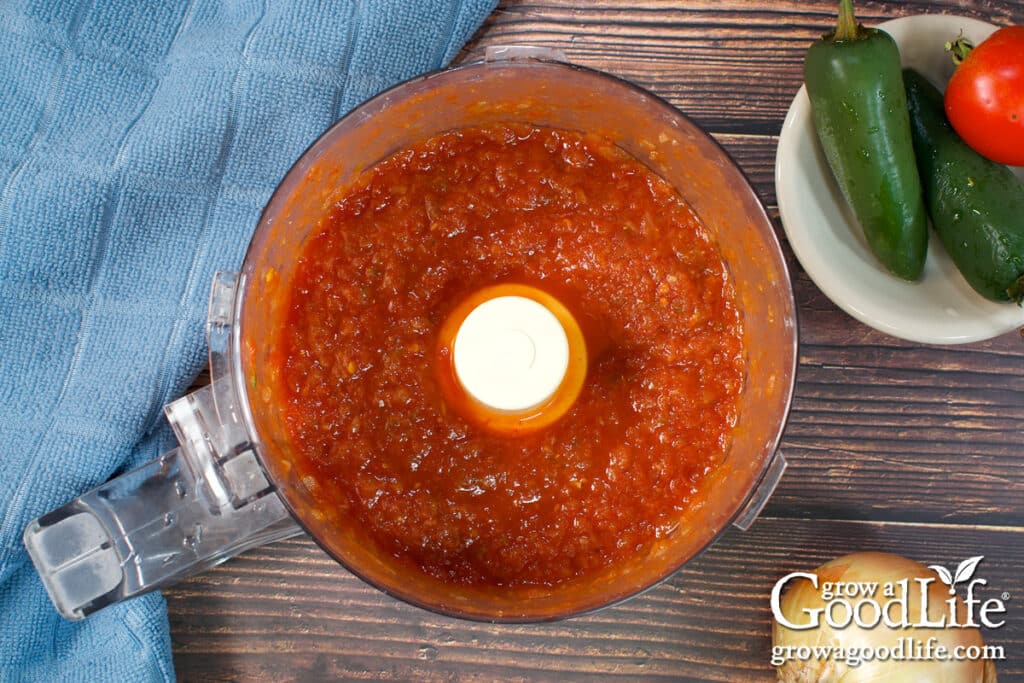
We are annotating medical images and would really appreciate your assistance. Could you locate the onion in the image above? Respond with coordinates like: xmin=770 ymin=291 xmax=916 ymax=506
xmin=772 ymin=552 xmax=998 ymax=682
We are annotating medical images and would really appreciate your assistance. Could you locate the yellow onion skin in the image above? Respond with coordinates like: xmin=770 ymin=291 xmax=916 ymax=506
xmin=773 ymin=552 xmax=997 ymax=683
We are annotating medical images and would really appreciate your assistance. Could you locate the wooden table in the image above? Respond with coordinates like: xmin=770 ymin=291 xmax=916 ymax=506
xmin=167 ymin=1 xmax=1024 ymax=680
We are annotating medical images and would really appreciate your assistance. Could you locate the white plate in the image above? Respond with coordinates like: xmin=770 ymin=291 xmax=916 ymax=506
xmin=776 ymin=15 xmax=1024 ymax=344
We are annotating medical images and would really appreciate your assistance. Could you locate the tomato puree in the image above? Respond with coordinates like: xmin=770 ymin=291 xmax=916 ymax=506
xmin=273 ymin=124 xmax=745 ymax=587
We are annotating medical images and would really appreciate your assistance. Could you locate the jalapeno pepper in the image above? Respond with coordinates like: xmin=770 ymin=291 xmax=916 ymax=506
xmin=804 ymin=0 xmax=928 ymax=280
xmin=904 ymin=69 xmax=1024 ymax=303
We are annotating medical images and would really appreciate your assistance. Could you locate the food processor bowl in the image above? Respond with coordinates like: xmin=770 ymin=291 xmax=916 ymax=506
xmin=25 ymin=48 xmax=797 ymax=622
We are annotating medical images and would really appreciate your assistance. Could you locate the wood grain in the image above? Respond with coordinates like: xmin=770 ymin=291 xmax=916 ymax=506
xmin=460 ymin=0 xmax=1024 ymax=135
xmin=169 ymin=520 xmax=1024 ymax=682
xmin=171 ymin=1 xmax=1024 ymax=680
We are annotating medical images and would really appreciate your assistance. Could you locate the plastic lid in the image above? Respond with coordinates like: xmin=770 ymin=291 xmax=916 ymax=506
xmin=453 ymin=296 xmax=570 ymax=412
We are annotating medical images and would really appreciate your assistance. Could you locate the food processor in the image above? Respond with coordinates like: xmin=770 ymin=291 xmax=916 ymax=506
xmin=25 ymin=47 xmax=797 ymax=622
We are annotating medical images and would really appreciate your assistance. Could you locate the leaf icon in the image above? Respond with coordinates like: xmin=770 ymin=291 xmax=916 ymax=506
xmin=954 ymin=556 xmax=984 ymax=584
xmin=929 ymin=564 xmax=954 ymax=586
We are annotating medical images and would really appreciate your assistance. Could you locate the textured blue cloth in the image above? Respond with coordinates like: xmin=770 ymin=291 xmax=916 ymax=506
xmin=0 ymin=0 xmax=495 ymax=679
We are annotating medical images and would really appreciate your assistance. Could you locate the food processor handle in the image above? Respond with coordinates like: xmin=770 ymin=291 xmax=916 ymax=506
xmin=23 ymin=382 xmax=302 ymax=621
xmin=731 ymin=449 xmax=787 ymax=531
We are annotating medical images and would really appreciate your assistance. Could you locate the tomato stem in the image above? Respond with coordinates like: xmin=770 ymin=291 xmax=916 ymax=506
xmin=945 ymin=32 xmax=975 ymax=66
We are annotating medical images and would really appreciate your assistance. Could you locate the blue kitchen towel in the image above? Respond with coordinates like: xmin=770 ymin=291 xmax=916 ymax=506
xmin=0 ymin=0 xmax=496 ymax=680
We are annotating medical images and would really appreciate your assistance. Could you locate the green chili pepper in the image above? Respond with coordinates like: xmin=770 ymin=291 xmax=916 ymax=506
xmin=903 ymin=69 xmax=1024 ymax=303
xmin=804 ymin=0 xmax=928 ymax=280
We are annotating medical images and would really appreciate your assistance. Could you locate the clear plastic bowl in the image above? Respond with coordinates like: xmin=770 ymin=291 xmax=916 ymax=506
xmin=240 ymin=51 xmax=798 ymax=620
xmin=26 ymin=50 xmax=797 ymax=623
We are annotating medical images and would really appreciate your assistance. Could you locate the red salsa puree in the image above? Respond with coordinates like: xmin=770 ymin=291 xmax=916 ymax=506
xmin=272 ymin=124 xmax=745 ymax=587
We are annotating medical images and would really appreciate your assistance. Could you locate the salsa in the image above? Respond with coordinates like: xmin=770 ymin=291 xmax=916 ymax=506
xmin=273 ymin=124 xmax=745 ymax=587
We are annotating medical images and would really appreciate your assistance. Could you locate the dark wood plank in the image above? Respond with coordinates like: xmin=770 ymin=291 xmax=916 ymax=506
xmin=168 ymin=518 xmax=1024 ymax=682
xmin=459 ymin=0 xmax=1024 ymax=135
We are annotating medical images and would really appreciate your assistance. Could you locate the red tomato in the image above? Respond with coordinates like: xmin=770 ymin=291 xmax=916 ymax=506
xmin=944 ymin=26 xmax=1024 ymax=166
